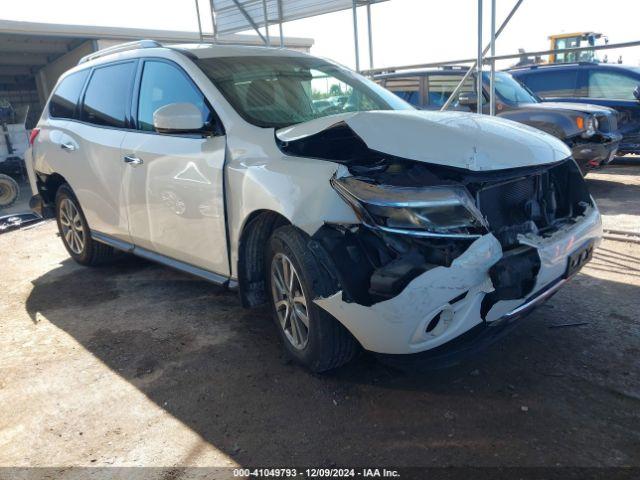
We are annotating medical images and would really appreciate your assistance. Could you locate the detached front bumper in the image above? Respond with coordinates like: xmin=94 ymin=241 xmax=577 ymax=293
xmin=571 ymin=133 xmax=621 ymax=173
xmin=314 ymin=207 xmax=602 ymax=356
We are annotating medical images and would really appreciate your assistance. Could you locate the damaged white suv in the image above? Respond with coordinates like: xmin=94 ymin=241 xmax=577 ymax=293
xmin=27 ymin=42 xmax=602 ymax=371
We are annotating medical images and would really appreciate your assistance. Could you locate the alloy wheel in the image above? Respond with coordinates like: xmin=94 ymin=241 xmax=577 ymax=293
xmin=59 ymin=198 xmax=85 ymax=255
xmin=270 ymin=252 xmax=310 ymax=350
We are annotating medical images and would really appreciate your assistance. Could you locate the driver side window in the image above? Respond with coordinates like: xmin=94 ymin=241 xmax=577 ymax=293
xmin=137 ymin=60 xmax=212 ymax=132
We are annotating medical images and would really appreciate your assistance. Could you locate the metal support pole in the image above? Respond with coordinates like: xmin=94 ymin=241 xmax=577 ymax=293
xmin=476 ymin=0 xmax=483 ymax=114
xmin=262 ymin=0 xmax=271 ymax=46
xmin=366 ymin=3 xmax=374 ymax=69
xmin=195 ymin=0 xmax=203 ymax=42
xmin=489 ymin=0 xmax=496 ymax=115
xmin=277 ymin=0 xmax=284 ymax=47
xmin=352 ymin=0 xmax=360 ymax=72
xmin=210 ymin=0 xmax=218 ymax=41
xmin=441 ymin=0 xmax=524 ymax=111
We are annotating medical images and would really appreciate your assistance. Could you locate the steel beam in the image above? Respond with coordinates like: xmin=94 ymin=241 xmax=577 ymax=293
xmin=484 ymin=39 xmax=640 ymax=63
xmin=277 ymin=0 xmax=284 ymax=47
xmin=440 ymin=0 xmax=524 ymax=111
xmin=231 ymin=0 xmax=268 ymax=45
xmin=489 ymin=0 xmax=496 ymax=116
xmin=476 ymin=0 xmax=483 ymax=114
xmin=352 ymin=0 xmax=360 ymax=71
xmin=209 ymin=0 xmax=218 ymax=40
xmin=194 ymin=0 xmax=204 ymax=42
xmin=366 ymin=3 xmax=374 ymax=69
xmin=262 ymin=0 xmax=271 ymax=46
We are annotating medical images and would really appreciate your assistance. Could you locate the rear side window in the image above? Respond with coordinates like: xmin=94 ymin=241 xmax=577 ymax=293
xmin=137 ymin=61 xmax=211 ymax=132
xmin=588 ymin=70 xmax=639 ymax=100
xmin=380 ymin=76 xmax=421 ymax=106
xmin=81 ymin=62 xmax=135 ymax=128
xmin=49 ymin=70 xmax=90 ymax=119
xmin=517 ymin=70 xmax=577 ymax=98
xmin=426 ymin=74 xmax=476 ymax=107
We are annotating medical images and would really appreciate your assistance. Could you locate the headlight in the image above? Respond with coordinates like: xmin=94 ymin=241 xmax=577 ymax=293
xmin=579 ymin=115 xmax=598 ymax=137
xmin=331 ymin=176 xmax=487 ymax=237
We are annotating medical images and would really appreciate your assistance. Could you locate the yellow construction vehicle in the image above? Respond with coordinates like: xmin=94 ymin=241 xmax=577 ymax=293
xmin=548 ymin=32 xmax=608 ymax=63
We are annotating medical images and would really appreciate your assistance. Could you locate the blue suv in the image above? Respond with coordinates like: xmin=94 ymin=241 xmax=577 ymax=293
xmin=510 ymin=63 xmax=640 ymax=155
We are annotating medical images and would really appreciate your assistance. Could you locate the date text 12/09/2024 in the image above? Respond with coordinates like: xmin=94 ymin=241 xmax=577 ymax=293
xmin=233 ymin=468 xmax=401 ymax=478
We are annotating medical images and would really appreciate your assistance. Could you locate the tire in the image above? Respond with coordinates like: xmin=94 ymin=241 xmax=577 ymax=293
xmin=55 ymin=184 xmax=119 ymax=266
xmin=0 ymin=174 xmax=19 ymax=208
xmin=266 ymin=225 xmax=359 ymax=372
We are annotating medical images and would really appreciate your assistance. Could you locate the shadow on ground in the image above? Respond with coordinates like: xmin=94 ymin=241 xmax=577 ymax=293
xmin=23 ymin=249 xmax=640 ymax=466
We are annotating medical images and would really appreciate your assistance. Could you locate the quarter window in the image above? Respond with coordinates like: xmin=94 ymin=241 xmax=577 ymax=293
xmin=588 ymin=71 xmax=639 ymax=100
xmin=137 ymin=61 xmax=211 ymax=132
xmin=49 ymin=70 xmax=90 ymax=119
xmin=81 ymin=62 xmax=135 ymax=128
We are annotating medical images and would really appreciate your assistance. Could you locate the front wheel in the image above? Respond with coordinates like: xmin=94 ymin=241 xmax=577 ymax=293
xmin=266 ymin=226 xmax=358 ymax=372
xmin=55 ymin=184 xmax=119 ymax=266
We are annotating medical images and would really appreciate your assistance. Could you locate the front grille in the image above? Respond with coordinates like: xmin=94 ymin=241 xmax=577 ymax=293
xmin=477 ymin=176 xmax=537 ymax=228
xmin=473 ymin=160 xmax=593 ymax=247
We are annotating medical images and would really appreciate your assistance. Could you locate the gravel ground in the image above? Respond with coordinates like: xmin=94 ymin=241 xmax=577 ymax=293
xmin=0 ymin=165 xmax=639 ymax=472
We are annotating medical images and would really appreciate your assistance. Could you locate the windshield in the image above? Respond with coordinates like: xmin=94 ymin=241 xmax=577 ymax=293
xmin=486 ymin=72 xmax=539 ymax=105
xmin=196 ymin=55 xmax=412 ymax=128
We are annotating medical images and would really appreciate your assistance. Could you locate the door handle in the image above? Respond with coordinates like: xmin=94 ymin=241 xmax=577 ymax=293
xmin=61 ymin=142 xmax=76 ymax=151
xmin=123 ymin=155 xmax=144 ymax=166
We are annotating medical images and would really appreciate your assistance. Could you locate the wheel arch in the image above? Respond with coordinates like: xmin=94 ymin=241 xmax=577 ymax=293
xmin=38 ymin=172 xmax=69 ymax=206
xmin=237 ymin=209 xmax=292 ymax=308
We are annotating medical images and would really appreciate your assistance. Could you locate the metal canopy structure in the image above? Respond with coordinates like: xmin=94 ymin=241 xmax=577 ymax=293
xmin=206 ymin=0 xmax=640 ymax=117
xmin=211 ymin=0 xmax=386 ymax=36
xmin=208 ymin=0 xmax=386 ymax=68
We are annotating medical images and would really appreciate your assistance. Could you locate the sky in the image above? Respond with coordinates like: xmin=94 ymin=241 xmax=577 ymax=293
xmin=3 ymin=0 xmax=639 ymax=70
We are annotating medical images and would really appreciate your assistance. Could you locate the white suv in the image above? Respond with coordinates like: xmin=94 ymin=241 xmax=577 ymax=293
xmin=27 ymin=41 xmax=602 ymax=371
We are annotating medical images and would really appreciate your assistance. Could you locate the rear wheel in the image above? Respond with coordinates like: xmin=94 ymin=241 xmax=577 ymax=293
xmin=55 ymin=184 xmax=119 ymax=266
xmin=0 ymin=174 xmax=19 ymax=208
xmin=266 ymin=226 xmax=358 ymax=372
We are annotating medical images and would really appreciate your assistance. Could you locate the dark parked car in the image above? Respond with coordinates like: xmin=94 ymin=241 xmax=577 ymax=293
xmin=376 ymin=67 xmax=622 ymax=173
xmin=510 ymin=62 xmax=640 ymax=155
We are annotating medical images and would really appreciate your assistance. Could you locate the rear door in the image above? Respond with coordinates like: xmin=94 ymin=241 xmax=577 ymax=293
xmin=64 ymin=61 xmax=137 ymax=242
xmin=32 ymin=69 xmax=90 ymax=197
xmin=121 ymin=58 xmax=229 ymax=276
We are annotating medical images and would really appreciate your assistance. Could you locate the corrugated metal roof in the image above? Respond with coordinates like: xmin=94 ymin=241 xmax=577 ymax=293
xmin=212 ymin=0 xmax=387 ymax=36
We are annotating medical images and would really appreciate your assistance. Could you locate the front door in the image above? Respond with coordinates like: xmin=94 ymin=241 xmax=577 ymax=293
xmin=121 ymin=59 xmax=229 ymax=276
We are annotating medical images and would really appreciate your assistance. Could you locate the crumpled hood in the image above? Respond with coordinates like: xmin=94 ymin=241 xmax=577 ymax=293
xmin=276 ymin=110 xmax=570 ymax=171
xmin=524 ymin=101 xmax=616 ymax=115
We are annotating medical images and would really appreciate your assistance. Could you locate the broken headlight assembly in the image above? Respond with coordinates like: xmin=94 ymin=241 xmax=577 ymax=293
xmin=331 ymin=175 xmax=488 ymax=238
xmin=577 ymin=115 xmax=598 ymax=138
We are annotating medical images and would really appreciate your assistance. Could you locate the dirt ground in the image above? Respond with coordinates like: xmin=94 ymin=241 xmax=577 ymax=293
xmin=0 ymin=165 xmax=639 ymax=472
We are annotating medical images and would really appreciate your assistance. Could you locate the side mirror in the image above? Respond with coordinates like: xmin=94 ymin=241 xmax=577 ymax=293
xmin=458 ymin=92 xmax=478 ymax=106
xmin=153 ymin=103 xmax=204 ymax=134
xmin=633 ymin=85 xmax=640 ymax=101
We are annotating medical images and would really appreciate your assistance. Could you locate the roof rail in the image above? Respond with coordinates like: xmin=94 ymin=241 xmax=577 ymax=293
xmin=78 ymin=39 xmax=162 ymax=64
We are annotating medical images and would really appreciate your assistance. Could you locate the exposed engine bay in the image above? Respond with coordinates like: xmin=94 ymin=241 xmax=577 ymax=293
xmin=278 ymin=121 xmax=593 ymax=319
